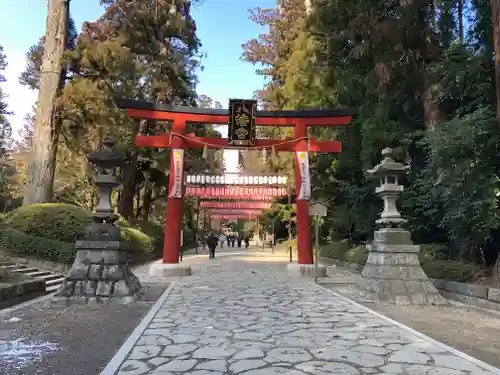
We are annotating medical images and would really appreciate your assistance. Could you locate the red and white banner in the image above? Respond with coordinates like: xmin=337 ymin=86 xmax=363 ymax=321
xmin=296 ymin=151 xmax=311 ymax=200
xmin=185 ymin=186 xmax=287 ymax=199
xmin=169 ymin=149 xmax=184 ymax=198
xmin=200 ymin=201 xmax=271 ymax=209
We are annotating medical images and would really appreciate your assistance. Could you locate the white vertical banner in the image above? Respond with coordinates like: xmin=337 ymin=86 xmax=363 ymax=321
xmin=296 ymin=151 xmax=311 ymax=200
xmin=169 ymin=149 xmax=184 ymax=198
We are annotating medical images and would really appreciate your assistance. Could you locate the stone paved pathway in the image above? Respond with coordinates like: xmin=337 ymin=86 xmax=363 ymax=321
xmin=108 ymin=257 xmax=500 ymax=375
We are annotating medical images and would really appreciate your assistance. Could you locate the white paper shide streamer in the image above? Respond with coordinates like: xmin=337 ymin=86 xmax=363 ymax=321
xmin=169 ymin=149 xmax=184 ymax=198
xmin=296 ymin=151 xmax=311 ymax=200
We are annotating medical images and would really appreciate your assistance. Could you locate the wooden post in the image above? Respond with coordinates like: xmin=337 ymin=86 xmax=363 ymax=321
xmin=162 ymin=120 xmax=186 ymax=264
xmin=294 ymin=123 xmax=313 ymax=264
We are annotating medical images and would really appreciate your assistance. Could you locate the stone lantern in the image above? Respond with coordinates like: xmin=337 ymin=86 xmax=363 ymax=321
xmin=361 ymin=148 xmax=446 ymax=305
xmin=369 ymin=148 xmax=408 ymax=227
xmin=52 ymin=138 xmax=141 ymax=306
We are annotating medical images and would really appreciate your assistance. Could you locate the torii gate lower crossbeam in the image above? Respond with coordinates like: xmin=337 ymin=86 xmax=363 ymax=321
xmin=115 ymin=99 xmax=355 ymax=268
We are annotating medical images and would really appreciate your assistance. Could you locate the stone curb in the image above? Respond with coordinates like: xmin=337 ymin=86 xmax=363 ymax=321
xmin=430 ymin=278 xmax=500 ymax=312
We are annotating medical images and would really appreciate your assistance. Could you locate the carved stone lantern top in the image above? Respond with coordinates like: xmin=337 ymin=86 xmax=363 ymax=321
xmin=366 ymin=148 xmax=409 ymax=178
xmin=87 ymin=137 xmax=127 ymax=170
xmin=367 ymin=148 xmax=409 ymax=227
xmin=88 ymin=137 xmax=126 ymax=224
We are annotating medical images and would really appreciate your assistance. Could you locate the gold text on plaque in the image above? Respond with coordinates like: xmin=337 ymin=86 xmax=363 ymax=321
xmin=234 ymin=127 xmax=249 ymax=139
xmin=235 ymin=112 xmax=250 ymax=128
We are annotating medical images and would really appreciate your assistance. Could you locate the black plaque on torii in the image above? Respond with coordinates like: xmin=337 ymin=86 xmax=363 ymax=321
xmin=228 ymin=99 xmax=257 ymax=146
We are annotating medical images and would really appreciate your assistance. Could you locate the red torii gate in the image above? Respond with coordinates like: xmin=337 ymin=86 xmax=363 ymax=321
xmin=115 ymin=99 xmax=355 ymax=267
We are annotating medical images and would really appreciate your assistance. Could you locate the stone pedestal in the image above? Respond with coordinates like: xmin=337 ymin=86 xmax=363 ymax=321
xmin=360 ymin=228 xmax=447 ymax=305
xmin=149 ymin=261 xmax=192 ymax=277
xmin=287 ymin=263 xmax=326 ymax=278
xmin=51 ymin=224 xmax=141 ymax=306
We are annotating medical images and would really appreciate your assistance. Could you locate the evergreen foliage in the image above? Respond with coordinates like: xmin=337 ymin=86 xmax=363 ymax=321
xmin=241 ymin=0 xmax=500 ymax=284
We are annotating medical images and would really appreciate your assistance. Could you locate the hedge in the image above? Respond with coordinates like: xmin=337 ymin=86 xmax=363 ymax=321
xmin=420 ymin=259 xmax=479 ymax=282
xmin=320 ymin=240 xmax=350 ymax=260
xmin=7 ymin=203 xmax=93 ymax=243
xmin=0 ymin=225 xmax=157 ymax=265
xmin=135 ymin=220 xmax=165 ymax=251
xmin=0 ymin=227 xmax=75 ymax=264
xmin=121 ymin=227 xmax=156 ymax=263
xmin=345 ymin=245 xmax=368 ymax=265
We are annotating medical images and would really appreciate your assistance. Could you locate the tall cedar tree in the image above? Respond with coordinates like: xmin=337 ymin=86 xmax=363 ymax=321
xmin=23 ymin=0 xmax=70 ymax=205
xmin=493 ymin=0 xmax=500 ymax=128
xmin=0 ymin=45 xmax=14 ymax=210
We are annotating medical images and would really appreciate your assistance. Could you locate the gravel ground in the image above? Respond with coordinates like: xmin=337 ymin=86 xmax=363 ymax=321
xmin=0 ymin=282 xmax=169 ymax=375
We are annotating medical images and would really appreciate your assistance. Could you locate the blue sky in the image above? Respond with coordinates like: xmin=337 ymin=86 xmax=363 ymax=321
xmin=0 ymin=0 xmax=273 ymax=138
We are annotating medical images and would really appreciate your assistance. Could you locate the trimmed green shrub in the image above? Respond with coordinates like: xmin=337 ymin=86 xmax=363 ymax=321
xmin=345 ymin=246 xmax=368 ymax=265
xmin=7 ymin=203 xmax=93 ymax=243
xmin=319 ymin=240 xmax=350 ymax=260
xmin=115 ymin=217 xmax=132 ymax=228
xmin=134 ymin=220 xmax=165 ymax=252
xmin=419 ymin=243 xmax=449 ymax=261
xmin=421 ymin=259 xmax=479 ymax=282
xmin=0 ymin=225 xmax=157 ymax=265
xmin=0 ymin=227 xmax=75 ymax=264
xmin=121 ymin=227 xmax=155 ymax=263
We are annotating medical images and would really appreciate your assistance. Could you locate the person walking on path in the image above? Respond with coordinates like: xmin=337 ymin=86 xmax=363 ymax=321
xmin=244 ymin=234 xmax=250 ymax=249
xmin=219 ymin=232 xmax=226 ymax=248
xmin=206 ymin=231 xmax=218 ymax=259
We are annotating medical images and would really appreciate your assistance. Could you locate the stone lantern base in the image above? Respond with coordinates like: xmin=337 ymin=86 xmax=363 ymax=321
xmin=360 ymin=228 xmax=447 ymax=305
xmin=50 ymin=223 xmax=142 ymax=306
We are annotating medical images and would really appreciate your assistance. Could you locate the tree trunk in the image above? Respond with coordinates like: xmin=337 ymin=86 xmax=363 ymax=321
xmin=493 ymin=0 xmax=500 ymax=129
xmin=118 ymin=152 xmax=138 ymax=220
xmin=458 ymin=0 xmax=464 ymax=42
xmin=423 ymin=87 xmax=447 ymax=129
xmin=23 ymin=0 xmax=69 ymax=205
xmin=139 ymin=183 xmax=153 ymax=221
xmin=491 ymin=0 xmax=500 ymax=286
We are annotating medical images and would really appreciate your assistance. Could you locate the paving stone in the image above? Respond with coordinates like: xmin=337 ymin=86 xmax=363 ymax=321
xmin=351 ymin=345 xmax=390 ymax=355
xmin=431 ymin=354 xmax=489 ymax=372
xmin=137 ymin=335 xmax=172 ymax=346
xmin=229 ymin=359 xmax=266 ymax=373
xmin=128 ymin=345 xmax=162 ymax=360
xmin=295 ymin=360 xmax=361 ymax=374
xmin=160 ymin=344 xmax=197 ymax=357
xmin=240 ymin=368 xmax=308 ymax=375
xmin=117 ymin=359 xmax=150 ymax=374
xmin=388 ymin=349 xmax=431 ymax=364
xmin=170 ymin=334 xmax=199 ymax=344
xmin=232 ymin=348 xmax=265 ymax=359
xmin=192 ymin=347 xmax=236 ymax=359
xmin=148 ymin=357 xmax=170 ymax=366
xmin=195 ymin=360 xmax=226 ymax=372
xmin=264 ymin=347 xmax=312 ymax=363
xmin=111 ymin=260 xmax=499 ymax=375
xmin=154 ymin=359 xmax=197 ymax=372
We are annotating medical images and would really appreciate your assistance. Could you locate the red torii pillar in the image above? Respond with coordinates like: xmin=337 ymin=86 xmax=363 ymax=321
xmin=115 ymin=99 xmax=355 ymax=270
